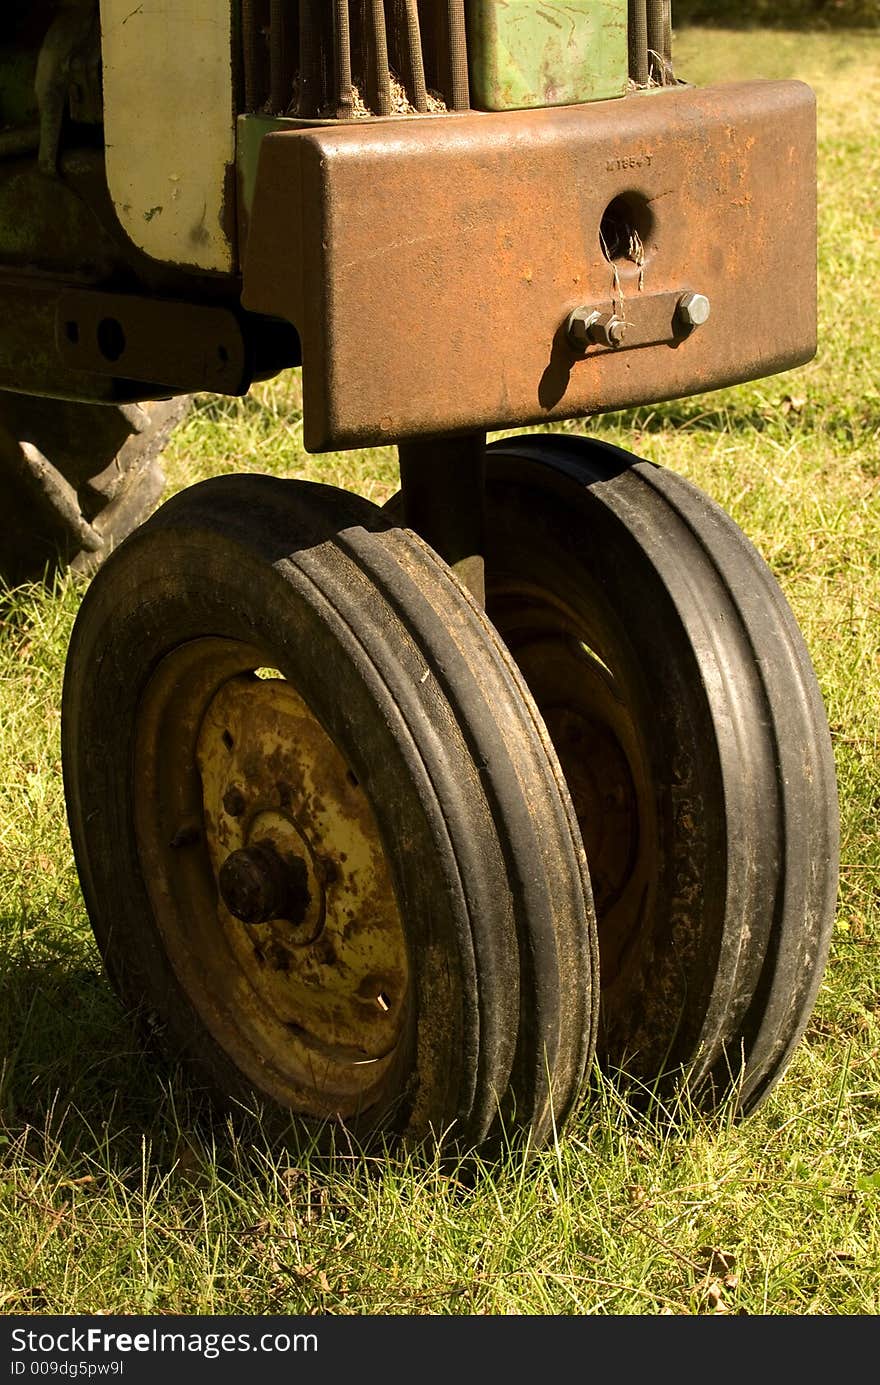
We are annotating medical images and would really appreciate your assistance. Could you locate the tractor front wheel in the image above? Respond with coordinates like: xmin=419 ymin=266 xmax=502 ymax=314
xmin=62 ymin=473 xmax=597 ymax=1149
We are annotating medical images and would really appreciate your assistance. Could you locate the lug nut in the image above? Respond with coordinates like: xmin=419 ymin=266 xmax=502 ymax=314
xmin=223 ymin=785 xmax=247 ymax=818
xmin=566 ymin=307 xmax=627 ymax=351
xmin=677 ymin=291 xmax=711 ymax=331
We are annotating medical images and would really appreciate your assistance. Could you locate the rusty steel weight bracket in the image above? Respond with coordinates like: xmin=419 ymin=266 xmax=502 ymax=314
xmin=242 ymin=79 xmax=816 ymax=452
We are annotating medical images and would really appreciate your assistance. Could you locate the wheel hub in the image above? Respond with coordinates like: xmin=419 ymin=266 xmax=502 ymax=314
xmin=486 ymin=613 xmax=654 ymax=990
xmin=541 ymin=703 xmax=638 ymax=918
xmin=217 ymin=809 xmax=325 ymax=942
xmin=219 ymin=840 xmax=312 ymax=929
xmin=197 ymin=672 xmax=407 ymax=1056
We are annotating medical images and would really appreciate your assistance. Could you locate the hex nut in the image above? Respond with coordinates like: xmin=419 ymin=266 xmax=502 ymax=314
xmin=677 ymin=292 xmax=711 ymax=330
xmin=566 ymin=308 xmax=627 ymax=351
xmin=590 ymin=313 xmax=627 ymax=348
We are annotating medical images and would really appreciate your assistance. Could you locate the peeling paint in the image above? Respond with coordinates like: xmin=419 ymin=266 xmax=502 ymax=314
xmin=468 ymin=0 xmax=629 ymax=111
xmin=100 ymin=0 xmax=235 ymax=272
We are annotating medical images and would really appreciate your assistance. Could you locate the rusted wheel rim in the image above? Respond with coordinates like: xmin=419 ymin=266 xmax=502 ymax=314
xmin=488 ymin=589 xmax=656 ymax=991
xmin=133 ymin=636 xmax=409 ymax=1120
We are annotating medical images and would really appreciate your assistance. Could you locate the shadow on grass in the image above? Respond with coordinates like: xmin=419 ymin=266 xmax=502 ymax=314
xmin=0 ymin=935 xmax=463 ymax=1186
xmin=597 ymin=398 xmax=877 ymax=446
xmin=617 ymin=402 xmax=780 ymax=435
xmin=0 ymin=936 xmax=233 ymax=1175
xmin=675 ymin=1 xmax=878 ymax=28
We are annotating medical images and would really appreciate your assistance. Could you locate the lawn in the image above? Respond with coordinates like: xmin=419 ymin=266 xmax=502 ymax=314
xmin=0 ymin=23 xmax=878 ymax=1314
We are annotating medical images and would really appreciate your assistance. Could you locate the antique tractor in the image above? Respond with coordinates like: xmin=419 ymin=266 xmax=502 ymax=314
xmin=3 ymin=2 xmax=838 ymax=1151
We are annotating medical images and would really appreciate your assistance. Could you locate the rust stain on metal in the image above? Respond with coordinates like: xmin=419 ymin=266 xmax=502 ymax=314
xmin=196 ymin=674 xmax=408 ymax=1066
xmin=242 ymin=80 xmax=817 ymax=451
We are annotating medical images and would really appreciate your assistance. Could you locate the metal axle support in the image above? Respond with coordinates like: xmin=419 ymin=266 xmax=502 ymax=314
xmin=397 ymin=433 xmax=487 ymax=607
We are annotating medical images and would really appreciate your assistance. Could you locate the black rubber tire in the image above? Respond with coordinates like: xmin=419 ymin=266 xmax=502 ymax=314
xmin=62 ymin=474 xmax=596 ymax=1150
xmin=0 ymin=393 xmax=189 ymax=585
xmin=389 ymin=434 xmax=836 ymax=1115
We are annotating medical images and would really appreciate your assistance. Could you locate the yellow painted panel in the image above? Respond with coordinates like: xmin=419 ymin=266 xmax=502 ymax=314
xmin=100 ymin=0 xmax=235 ymax=273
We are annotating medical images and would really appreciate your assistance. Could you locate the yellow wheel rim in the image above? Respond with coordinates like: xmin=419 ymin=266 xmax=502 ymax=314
xmin=133 ymin=638 xmax=409 ymax=1120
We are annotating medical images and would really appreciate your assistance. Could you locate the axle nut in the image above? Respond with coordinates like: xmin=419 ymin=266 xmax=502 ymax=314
xmin=219 ymin=840 xmax=311 ymax=927
xmin=677 ymin=291 xmax=711 ymax=331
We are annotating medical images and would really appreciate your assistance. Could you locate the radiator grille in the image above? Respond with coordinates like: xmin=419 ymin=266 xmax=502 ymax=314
xmin=629 ymin=0 xmax=674 ymax=87
xmin=240 ymin=0 xmax=470 ymax=119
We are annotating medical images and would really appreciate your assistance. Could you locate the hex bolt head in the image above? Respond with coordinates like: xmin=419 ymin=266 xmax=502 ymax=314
xmin=677 ymin=291 xmax=711 ymax=330
xmin=566 ymin=307 xmax=601 ymax=352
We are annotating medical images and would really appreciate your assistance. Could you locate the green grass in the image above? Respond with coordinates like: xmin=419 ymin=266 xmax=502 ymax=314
xmin=675 ymin=1 xmax=879 ymax=30
xmin=1 ymin=27 xmax=878 ymax=1315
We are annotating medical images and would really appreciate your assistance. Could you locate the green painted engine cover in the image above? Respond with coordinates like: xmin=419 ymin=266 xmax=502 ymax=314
xmin=467 ymin=1 xmax=629 ymax=111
